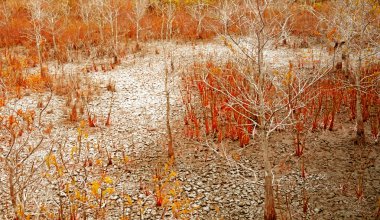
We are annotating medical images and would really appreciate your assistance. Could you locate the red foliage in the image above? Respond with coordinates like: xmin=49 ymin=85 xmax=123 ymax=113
xmin=88 ymin=114 xmax=97 ymax=127
xmin=182 ymin=61 xmax=254 ymax=146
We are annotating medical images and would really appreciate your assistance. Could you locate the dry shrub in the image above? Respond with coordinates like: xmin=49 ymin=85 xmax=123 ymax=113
xmin=132 ymin=42 xmax=142 ymax=53
xmin=70 ymin=103 xmax=78 ymax=122
xmin=106 ymin=79 xmax=116 ymax=92
xmin=0 ymin=95 xmax=5 ymax=107
xmin=182 ymin=61 xmax=253 ymax=147
xmin=51 ymin=72 xmax=101 ymax=123
xmin=52 ymin=74 xmax=81 ymax=97
xmin=25 ymin=73 xmax=51 ymax=92
xmin=37 ymin=96 xmax=43 ymax=108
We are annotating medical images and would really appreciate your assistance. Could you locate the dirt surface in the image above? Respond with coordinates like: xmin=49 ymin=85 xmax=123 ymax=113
xmin=114 ymin=110 xmax=380 ymax=219
xmin=1 ymin=40 xmax=379 ymax=219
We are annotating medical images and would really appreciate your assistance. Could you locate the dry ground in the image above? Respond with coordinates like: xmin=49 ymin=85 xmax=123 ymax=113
xmin=0 ymin=39 xmax=379 ymax=219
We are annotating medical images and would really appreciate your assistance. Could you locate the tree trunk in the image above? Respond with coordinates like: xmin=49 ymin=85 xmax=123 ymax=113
xmin=355 ymin=73 xmax=365 ymax=145
xmin=165 ymin=68 xmax=174 ymax=158
xmin=262 ymin=131 xmax=276 ymax=220
xmin=224 ymin=21 xmax=228 ymax=35
xmin=6 ymin=161 xmax=17 ymax=218
xmin=342 ymin=45 xmax=349 ymax=75
xmin=197 ymin=19 xmax=202 ymax=38
xmin=136 ymin=21 xmax=140 ymax=42
xmin=258 ymin=75 xmax=276 ymax=220
xmin=257 ymin=17 xmax=276 ymax=217
xmin=37 ymin=40 xmax=44 ymax=78
xmin=161 ymin=13 xmax=165 ymax=40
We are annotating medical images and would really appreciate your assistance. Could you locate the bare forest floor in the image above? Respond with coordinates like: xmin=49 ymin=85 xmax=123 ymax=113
xmin=1 ymin=39 xmax=379 ymax=219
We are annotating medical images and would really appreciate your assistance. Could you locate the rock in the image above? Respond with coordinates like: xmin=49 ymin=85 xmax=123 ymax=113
xmin=211 ymin=184 xmax=220 ymax=190
xmin=188 ymin=192 xmax=196 ymax=198
xmin=151 ymin=209 xmax=157 ymax=215
xmin=184 ymin=185 xmax=192 ymax=192
xmin=215 ymin=197 xmax=222 ymax=202
xmin=203 ymin=206 xmax=210 ymax=212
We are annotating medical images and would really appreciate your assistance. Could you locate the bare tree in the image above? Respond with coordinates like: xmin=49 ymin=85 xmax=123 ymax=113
xmin=91 ymin=0 xmax=106 ymax=45
xmin=130 ymin=0 xmax=149 ymax=42
xmin=0 ymin=105 xmax=51 ymax=218
xmin=212 ymin=0 xmax=329 ymax=219
xmin=213 ymin=0 xmax=237 ymax=35
xmin=186 ymin=0 xmax=210 ymax=38
xmin=0 ymin=1 xmax=13 ymax=27
xmin=79 ymin=0 xmax=93 ymax=40
xmin=153 ymin=0 xmax=177 ymax=40
xmin=315 ymin=0 xmax=380 ymax=145
xmin=45 ymin=0 xmax=70 ymax=67
xmin=27 ymin=0 xmax=46 ymax=77
xmin=102 ymin=0 xmax=122 ymax=63
xmin=89 ymin=0 xmax=122 ymax=62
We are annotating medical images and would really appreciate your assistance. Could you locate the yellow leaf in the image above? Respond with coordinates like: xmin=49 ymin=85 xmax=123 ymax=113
xmin=57 ymin=166 xmax=63 ymax=177
xmin=284 ymin=70 xmax=294 ymax=85
xmin=91 ymin=181 xmax=100 ymax=196
xmin=104 ymin=176 xmax=113 ymax=184
xmin=169 ymin=188 xmax=176 ymax=196
xmin=65 ymin=183 xmax=70 ymax=194
xmin=16 ymin=205 xmax=24 ymax=217
xmin=70 ymin=146 xmax=78 ymax=159
xmin=172 ymin=201 xmax=179 ymax=212
xmin=44 ymin=173 xmax=51 ymax=179
xmin=95 ymin=159 xmax=102 ymax=166
xmin=75 ymin=190 xmax=81 ymax=200
xmin=123 ymin=156 xmax=129 ymax=163
xmin=162 ymin=197 xmax=169 ymax=206
xmin=45 ymin=155 xmax=50 ymax=168
xmin=125 ymin=194 xmax=133 ymax=206
xmin=45 ymin=154 xmax=57 ymax=168
xmin=103 ymin=187 xmax=115 ymax=196
xmin=169 ymin=171 xmax=177 ymax=179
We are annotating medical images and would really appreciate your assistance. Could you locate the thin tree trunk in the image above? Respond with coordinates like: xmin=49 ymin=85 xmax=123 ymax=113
xmin=161 ymin=13 xmax=165 ymax=40
xmin=37 ymin=40 xmax=44 ymax=78
xmin=256 ymin=7 xmax=276 ymax=216
xmin=6 ymin=161 xmax=17 ymax=218
xmin=355 ymin=72 xmax=365 ymax=145
xmin=136 ymin=21 xmax=140 ymax=42
xmin=197 ymin=20 xmax=202 ymax=38
xmin=354 ymin=0 xmax=368 ymax=146
xmin=165 ymin=67 xmax=174 ymax=158
xmin=224 ymin=21 xmax=228 ymax=35
xmin=260 ymin=107 xmax=276 ymax=220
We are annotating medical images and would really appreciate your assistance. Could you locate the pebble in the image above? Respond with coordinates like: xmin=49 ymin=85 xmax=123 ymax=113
xmin=203 ymin=206 xmax=210 ymax=212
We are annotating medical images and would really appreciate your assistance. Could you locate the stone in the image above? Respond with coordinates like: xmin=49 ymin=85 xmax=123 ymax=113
xmin=203 ymin=206 xmax=210 ymax=212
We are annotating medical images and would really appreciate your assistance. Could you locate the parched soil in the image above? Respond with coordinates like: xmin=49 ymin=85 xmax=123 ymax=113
xmin=1 ymin=39 xmax=379 ymax=219
xmin=131 ymin=111 xmax=380 ymax=219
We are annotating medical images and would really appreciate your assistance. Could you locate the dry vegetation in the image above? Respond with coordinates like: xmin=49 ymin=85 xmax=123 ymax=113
xmin=0 ymin=0 xmax=379 ymax=219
